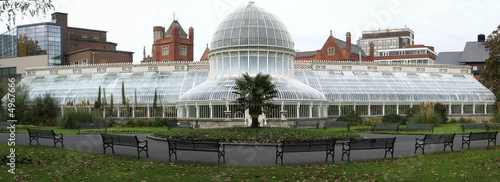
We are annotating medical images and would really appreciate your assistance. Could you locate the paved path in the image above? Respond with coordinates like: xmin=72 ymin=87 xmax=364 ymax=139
xmin=1 ymin=132 xmax=497 ymax=166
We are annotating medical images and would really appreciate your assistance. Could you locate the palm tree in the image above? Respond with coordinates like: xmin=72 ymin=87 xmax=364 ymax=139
xmin=233 ymin=73 xmax=278 ymax=128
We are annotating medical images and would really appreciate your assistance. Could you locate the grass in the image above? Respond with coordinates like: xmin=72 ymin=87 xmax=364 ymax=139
xmin=1 ymin=144 xmax=499 ymax=181
xmin=153 ymin=127 xmax=362 ymax=143
xmin=339 ymin=123 xmax=498 ymax=135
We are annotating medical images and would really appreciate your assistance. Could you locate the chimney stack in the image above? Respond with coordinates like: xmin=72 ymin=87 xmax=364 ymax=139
xmin=346 ymin=32 xmax=351 ymax=60
xmin=478 ymin=34 xmax=485 ymax=42
xmin=369 ymin=42 xmax=375 ymax=60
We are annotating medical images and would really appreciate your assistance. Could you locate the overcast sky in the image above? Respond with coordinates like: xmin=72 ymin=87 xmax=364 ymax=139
xmin=1 ymin=0 xmax=499 ymax=63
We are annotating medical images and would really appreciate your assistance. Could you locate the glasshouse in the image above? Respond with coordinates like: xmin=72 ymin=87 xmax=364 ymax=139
xmin=13 ymin=2 xmax=496 ymax=127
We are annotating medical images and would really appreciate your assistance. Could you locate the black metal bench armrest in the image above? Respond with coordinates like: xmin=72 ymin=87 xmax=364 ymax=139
xmin=138 ymin=140 xmax=148 ymax=146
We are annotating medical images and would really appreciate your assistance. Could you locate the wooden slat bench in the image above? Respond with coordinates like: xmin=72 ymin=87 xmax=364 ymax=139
xmin=27 ymin=128 xmax=64 ymax=147
xmin=462 ymin=131 xmax=498 ymax=149
xmin=275 ymin=139 xmax=336 ymax=165
xmin=415 ymin=134 xmax=455 ymax=154
xmin=167 ymin=138 xmax=225 ymax=165
xmin=294 ymin=121 xmax=320 ymax=129
xmin=461 ymin=123 xmax=489 ymax=134
xmin=341 ymin=137 xmax=396 ymax=162
xmin=324 ymin=121 xmax=350 ymax=132
xmin=372 ymin=123 xmax=400 ymax=133
xmin=101 ymin=134 xmax=149 ymax=159
xmin=406 ymin=123 xmax=434 ymax=133
xmin=167 ymin=122 xmax=193 ymax=130
xmin=77 ymin=122 xmax=107 ymax=134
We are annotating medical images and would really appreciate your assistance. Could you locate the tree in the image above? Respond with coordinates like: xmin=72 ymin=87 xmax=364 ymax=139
xmin=152 ymin=88 xmax=158 ymax=117
xmin=0 ymin=0 xmax=55 ymax=30
xmin=110 ymin=93 xmax=114 ymax=116
xmin=121 ymin=82 xmax=126 ymax=105
xmin=32 ymin=93 xmax=57 ymax=126
xmin=94 ymin=86 xmax=101 ymax=109
xmin=233 ymin=73 xmax=278 ymax=128
xmin=480 ymin=24 xmax=500 ymax=89
xmin=9 ymin=84 xmax=30 ymax=124
xmin=121 ymin=81 xmax=127 ymax=116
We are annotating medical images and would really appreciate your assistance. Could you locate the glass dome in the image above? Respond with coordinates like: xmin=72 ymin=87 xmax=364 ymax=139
xmin=210 ymin=1 xmax=294 ymax=52
xmin=208 ymin=2 xmax=296 ymax=77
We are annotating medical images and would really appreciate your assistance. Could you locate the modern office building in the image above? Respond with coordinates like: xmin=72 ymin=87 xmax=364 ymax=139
xmin=0 ymin=12 xmax=134 ymax=66
xmin=374 ymin=45 xmax=438 ymax=65
xmin=14 ymin=2 xmax=496 ymax=128
xmin=0 ymin=22 xmax=63 ymax=66
xmin=357 ymin=28 xmax=414 ymax=57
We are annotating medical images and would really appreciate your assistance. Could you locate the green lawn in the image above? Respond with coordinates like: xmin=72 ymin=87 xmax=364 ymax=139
xmin=1 ymin=144 xmax=499 ymax=181
xmin=329 ymin=123 xmax=497 ymax=135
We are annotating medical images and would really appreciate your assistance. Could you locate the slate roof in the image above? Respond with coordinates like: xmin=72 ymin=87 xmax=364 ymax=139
xmin=296 ymin=51 xmax=317 ymax=58
xmin=459 ymin=42 xmax=489 ymax=63
xmin=165 ymin=20 xmax=188 ymax=39
xmin=333 ymin=37 xmax=367 ymax=57
xmin=435 ymin=52 xmax=463 ymax=65
xmin=435 ymin=41 xmax=489 ymax=65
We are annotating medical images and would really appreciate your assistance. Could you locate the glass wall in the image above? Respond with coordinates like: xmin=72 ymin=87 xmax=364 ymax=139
xmin=0 ymin=23 xmax=62 ymax=66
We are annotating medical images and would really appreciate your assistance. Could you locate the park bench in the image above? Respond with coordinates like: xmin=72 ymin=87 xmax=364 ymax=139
xmin=275 ymin=139 xmax=336 ymax=165
xmin=167 ymin=138 xmax=225 ymax=165
xmin=488 ymin=123 xmax=500 ymax=130
xmin=462 ymin=131 xmax=498 ymax=149
xmin=415 ymin=134 xmax=455 ymax=154
xmin=167 ymin=122 xmax=193 ymax=130
xmin=294 ymin=121 xmax=320 ymax=129
xmin=323 ymin=121 xmax=350 ymax=132
xmin=461 ymin=123 xmax=489 ymax=134
xmin=406 ymin=123 xmax=434 ymax=133
xmin=341 ymin=137 xmax=396 ymax=162
xmin=77 ymin=122 xmax=107 ymax=134
xmin=100 ymin=134 xmax=149 ymax=159
xmin=0 ymin=121 xmax=15 ymax=131
xmin=27 ymin=128 xmax=64 ymax=147
xmin=372 ymin=123 xmax=400 ymax=133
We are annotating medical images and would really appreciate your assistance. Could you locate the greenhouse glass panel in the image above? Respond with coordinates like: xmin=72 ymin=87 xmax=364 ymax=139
xmin=328 ymin=105 xmax=340 ymax=116
xmin=341 ymin=105 xmax=354 ymax=116
xmin=463 ymin=105 xmax=473 ymax=114
xmin=356 ymin=105 xmax=368 ymax=115
xmin=370 ymin=105 xmax=383 ymax=116
xmin=475 ymin=105 xmax=485 ymax=114
xmin=385 ymin=105 xmax=397 ymax=115
xmin=451 ymin=105 xmax=461 ymax=114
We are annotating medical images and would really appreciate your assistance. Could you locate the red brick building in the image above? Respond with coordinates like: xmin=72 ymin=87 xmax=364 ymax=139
xmin=295 ymin=31 xmax=373 ymax=61
xmin=51 ymin=12 xmax=134 ymax=65
xmin=152 ymin=20 xmax=194 ymax=62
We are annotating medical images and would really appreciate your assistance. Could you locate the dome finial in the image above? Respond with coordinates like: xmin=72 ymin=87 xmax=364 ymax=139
xmin=330 ymin=30 xmax=332 ymax=36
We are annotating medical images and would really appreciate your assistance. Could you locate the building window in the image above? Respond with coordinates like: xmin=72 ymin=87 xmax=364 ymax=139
xmin=93 ymin=36 xmax=99 ymax=40
xmin=82 ymin=59 xmax=87 ymax=65
xmin=0 ymin=67 xmax=16 ymax=75
xmin=162 ymin=45 xmax=169 ymax=55
xmin=180 ymin=46 xmax=187 ymax=55
xmin=82 ymin=35 xmax=87 ymax=38
xmin=471 ymin=66 xmax=485 ymax=75
xmin=327 ymin=47 xmax=335 ymax=56
xmin=74 ymin=61 xmax=79 ymax=65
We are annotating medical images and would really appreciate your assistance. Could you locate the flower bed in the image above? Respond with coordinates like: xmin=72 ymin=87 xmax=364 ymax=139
xmin=153 ymin=127 xmax=362 ymax=143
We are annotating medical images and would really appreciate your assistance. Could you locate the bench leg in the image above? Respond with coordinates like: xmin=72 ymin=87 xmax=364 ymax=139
xmin=341 ymin=149 xmax=350 ymax=162
xmin=385 ymin=147 xmax=394 ymax=158
xmin=326 ymin=149 xmax=334 ymax=163
xmin=168 ymin=149 xmax=177 ymax=162
xmin=29 ymin=137 xmax=39 ymax=146
xmin=137 ymin=146 xmax=148 ymax=159
xmin=487 ymin=138 xmax=496 ymax=147
xmin=275 ymin=149 xmax=283 ymax=165
xmin=103 ymin=143 xmax=114 ymax=154
xmin=462 ymin=140 xmax=470 ymax=149
xmin=415 ymin=143 xmax=424 ymax=154
xmin=444 ymin=142 xmax=453 ymax=151
xmin=54 ymin=138 xmax=64 ymax=148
